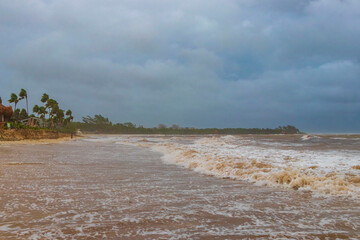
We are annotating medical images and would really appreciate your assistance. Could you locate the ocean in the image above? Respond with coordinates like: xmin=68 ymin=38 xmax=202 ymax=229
xmin=0 ymin=134 xmax=359 ymax=239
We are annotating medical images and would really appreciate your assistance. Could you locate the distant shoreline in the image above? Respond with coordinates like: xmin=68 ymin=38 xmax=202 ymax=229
xmin=82 ymin=133 xmax=360 ymax=137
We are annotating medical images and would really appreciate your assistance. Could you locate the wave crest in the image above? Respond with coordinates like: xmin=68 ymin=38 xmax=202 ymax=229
xmin=116 ymin=136 xmax=360 ymax=198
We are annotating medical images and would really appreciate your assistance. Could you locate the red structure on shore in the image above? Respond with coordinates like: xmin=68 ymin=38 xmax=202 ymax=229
xmin=0 ymin=103 xmax=13 ymax=129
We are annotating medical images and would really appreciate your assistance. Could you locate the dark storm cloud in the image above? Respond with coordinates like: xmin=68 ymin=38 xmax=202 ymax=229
xmin=0 ymin=0 xmax=359 ymax=132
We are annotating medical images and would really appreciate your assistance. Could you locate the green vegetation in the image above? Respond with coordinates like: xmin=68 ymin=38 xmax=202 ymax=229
xmin=69 ymin=114 xmax=301 ymax=135
xmin=3 ymin=121 xmax=41 ymax=130
xmin=19 ymin=89 xmax=28 ymax=113
xmin=82 ymin=114 xmax=111 ymax=125
xmin=8 ymin=93 xmax=19 ymax=110
xmin=3 ymin=90 xmax=74 ymax=131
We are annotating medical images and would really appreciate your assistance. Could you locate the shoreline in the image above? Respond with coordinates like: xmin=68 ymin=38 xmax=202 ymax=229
xmin=0 ymin=129 xmax=82 ymax=144
xmin=0 ymin=136 xmax=79 ymax=145
xmin=74 ymin=133 xmax=360 ymax=139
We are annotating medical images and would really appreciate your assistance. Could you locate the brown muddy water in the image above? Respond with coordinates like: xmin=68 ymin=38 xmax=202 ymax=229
xmin=0 ymin=135 xmax=359 ymax=239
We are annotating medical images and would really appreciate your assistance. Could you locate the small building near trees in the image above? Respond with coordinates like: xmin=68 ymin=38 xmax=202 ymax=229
xmin=0 ymin=102 xmax=13 ymax=128
xmin=18 ymin=117 xmax=47 ymax=128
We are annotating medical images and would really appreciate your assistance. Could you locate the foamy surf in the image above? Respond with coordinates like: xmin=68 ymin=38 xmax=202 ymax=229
xmin=1 ymin=137 xmax=359 ymax=239
xmin=116 ymin=135 xmax=360 ymax=198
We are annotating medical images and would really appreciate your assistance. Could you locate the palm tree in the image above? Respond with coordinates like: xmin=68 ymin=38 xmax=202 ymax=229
xmin=19 ymin=89 xmax=28 ymax=114
xmin=40 ymin=94 xmax=53 ymax=119
xmin=50 ymin=103 xmax=59 ymax=117
xmin=55 ymin=108 xmax=65 ymax=126
xmin=66 ymin=110 xmax=73 ymax=119
xmin=8 ymin=93 xmax=19 ymax=110
xmin=46 ymin=99 xmax=58 ymax=119
xmin=41 ymin=93 xmax=49 ymax=104
xmin=45 ymin=100 xmax=59 ymax=128
xmin=33 ymin=105 xmax=40 ymax=117
xmin=65 ymin=110 xmax=73 ymax=125
xmin=38 ymin=106 xmax=47 ymax=119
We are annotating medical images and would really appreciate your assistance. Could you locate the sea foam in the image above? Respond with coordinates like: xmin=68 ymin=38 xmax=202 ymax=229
xmin=115 ymin=135 xmax=360 ymax=197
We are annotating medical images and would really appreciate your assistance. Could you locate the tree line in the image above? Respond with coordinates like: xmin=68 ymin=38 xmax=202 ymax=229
xmin=69 ymin=114 xmax=301 ymax=134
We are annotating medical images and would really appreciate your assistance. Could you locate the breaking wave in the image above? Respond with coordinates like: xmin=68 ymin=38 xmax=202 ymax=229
xmin=116 ymin=135 xmax=360 ymax=198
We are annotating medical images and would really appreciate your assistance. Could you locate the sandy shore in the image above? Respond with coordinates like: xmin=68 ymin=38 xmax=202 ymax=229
xmin=0 ymin=136 xmax=77 ymax=145
xmin=0 ymin=129 xmax=84 ymax=144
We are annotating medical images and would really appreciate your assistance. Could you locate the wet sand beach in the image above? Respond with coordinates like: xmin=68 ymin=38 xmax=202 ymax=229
xmin=0 ymin=136 xmax=359 ymax=239
xmin=0 ymin=137 xmax=74 ymax=145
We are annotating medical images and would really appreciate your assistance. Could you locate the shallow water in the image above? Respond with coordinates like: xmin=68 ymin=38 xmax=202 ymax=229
xmin=0 ymin=135 xmax=359 ymax=239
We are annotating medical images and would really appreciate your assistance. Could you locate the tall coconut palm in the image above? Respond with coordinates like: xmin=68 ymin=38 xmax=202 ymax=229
xmin=46 ymin=99 xmax=58 ymax=119
xmin=19 ymin=89 xmax=28 ymax=114
xmin=8 ymin=93 xmax=19 ymax=110
xmin=50 ymin=103 xmax=59 ymax=118
xmin=40 ymin=94 xmax=51 ymax=119
xmin=44 ymin=100 xmax=58 ymax=127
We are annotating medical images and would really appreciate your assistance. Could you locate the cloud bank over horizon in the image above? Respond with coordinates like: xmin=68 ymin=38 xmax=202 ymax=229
xmin=1 ymin=0 xmax=359 ymax=132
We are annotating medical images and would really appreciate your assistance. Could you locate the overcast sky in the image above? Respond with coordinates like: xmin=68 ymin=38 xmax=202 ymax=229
xmin=1 ymin=0 xmax=359 ymax=132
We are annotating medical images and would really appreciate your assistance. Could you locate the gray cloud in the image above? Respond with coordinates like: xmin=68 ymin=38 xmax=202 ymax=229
xmin=1 ymin=0 xmax=359 ymax=132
